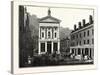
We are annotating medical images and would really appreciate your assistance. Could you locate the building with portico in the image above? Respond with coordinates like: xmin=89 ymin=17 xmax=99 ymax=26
xmin=38 ymin=8 xmax=61 ymax=54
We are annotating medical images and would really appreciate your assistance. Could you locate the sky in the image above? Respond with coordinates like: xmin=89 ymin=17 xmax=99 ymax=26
xmin=26 ymin=6 xmax=93 ymax=30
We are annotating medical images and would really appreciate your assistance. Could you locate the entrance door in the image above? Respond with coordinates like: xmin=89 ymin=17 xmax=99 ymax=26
xmin=47 ymin=41 xmax=51 ymax=54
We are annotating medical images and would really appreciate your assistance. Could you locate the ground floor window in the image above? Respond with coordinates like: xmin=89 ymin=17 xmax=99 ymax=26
xmin=54 ymin=43 xmax=57 ymax=52
xmin=41 ymin=43 xmax=45 ymax=52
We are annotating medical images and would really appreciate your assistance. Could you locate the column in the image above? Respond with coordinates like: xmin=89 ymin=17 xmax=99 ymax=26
xmin=84 ymin=48 xmax=85 ymax=55
xmin=73 ymin=49 xmax=75 ymax=55
xmin=45 ymin=42 xmax=47 ymax=53
xmin=52 ymin=41 xmax=53 ymax=53
xmin=38 ymin=41 xmax=41 ymax=54
xmin=57 ymin=41 xmax=60 ymax=54
xmin=80 ymin=48 xmax=82 ymax=55
xmin=76 ymin=48 xmax=78 ymax=55
xmin=91 ymin=48 xmax=94 ymax=59
xmin=39 ymin=27 xmax=40 ymax=39
xmin=70 ymin=48 xmax=72 ymax=53
xmin=74 ymin=49 xmax=76 ymax=55
xmin=88 ymin=48 xmax=90 ymax=57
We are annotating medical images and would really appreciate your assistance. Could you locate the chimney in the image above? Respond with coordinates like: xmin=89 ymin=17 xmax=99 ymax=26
xmin=78 ymin=22 xmax=81 ymax=28
xmin=89 ymin=15 xmax=93 ymax=24
xmin=82 ymin=19 xmax=86 ymax=26
xmin=74 ymin=24 xmax=76 ymax=30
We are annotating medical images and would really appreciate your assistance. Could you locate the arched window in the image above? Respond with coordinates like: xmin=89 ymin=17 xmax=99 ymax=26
xmin=42 ymin=32 xmax=44 ymax=38
xmin=55 ymin=32 xmax=57 ymax=38
xmin=84 ymin=40 xmax=86 ymax=44
xmin=48 ymin=31 xmax=50 ymax=38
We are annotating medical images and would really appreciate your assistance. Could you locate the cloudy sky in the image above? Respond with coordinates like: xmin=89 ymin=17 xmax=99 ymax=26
xmin=26 ymin=6 xmax=93 ymax=30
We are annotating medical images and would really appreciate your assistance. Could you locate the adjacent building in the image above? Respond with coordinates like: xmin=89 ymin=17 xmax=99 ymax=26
xmin=38 ymin=9 xmax=61 ymax=54
xmin=60 ymin=37 xmax=70 ymax=53
xmin=70 ymin=15 xmax=94 ymax=59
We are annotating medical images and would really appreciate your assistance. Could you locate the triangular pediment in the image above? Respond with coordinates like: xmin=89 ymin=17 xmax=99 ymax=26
xmin=39 ymin=16 xmax=61 ymax=23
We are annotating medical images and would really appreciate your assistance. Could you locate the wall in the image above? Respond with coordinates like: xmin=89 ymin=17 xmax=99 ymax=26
xmin=0 ymin=0 xmax=99 ymax=75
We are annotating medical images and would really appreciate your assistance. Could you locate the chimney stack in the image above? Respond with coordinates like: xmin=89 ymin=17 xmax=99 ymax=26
xmin=82 ymin=19 xmax=86 ymax=27
xmin=74 ymin=24 xmax=77 ymax=30
xmin=89 ymin=15 xmax=93 ymax=24
xmin=78 ymin=22 xmax=81 ymax=28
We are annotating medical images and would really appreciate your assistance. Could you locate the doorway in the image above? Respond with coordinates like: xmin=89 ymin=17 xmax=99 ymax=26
xmin=47 ymin=41 xmax=52 ymax=54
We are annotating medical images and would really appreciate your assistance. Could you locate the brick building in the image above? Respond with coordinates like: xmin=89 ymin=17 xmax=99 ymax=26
xmin=70 ymin=15 xmax=94 ymax=59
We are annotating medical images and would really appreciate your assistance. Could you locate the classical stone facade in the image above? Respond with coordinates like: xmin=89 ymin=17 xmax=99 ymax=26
xmin=70 ymin=15 xmax=94 ymax=59
xmin=38 ymin=9 xmax=61 ymax=54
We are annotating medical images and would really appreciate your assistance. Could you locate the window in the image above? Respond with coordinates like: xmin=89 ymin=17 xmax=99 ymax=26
xmin=73 ymin=35 xmax=75 ymax=39
xmin=87 ymin=30 xmax=89 ymax=36
xmin=80 ymin=41 xmax=81 ymax=45
xmin=92 ymin=29 xmax=94 ymax=35
xmin=48 ymin=31 xmax=50 ymax=38
xmin=42 ymin=28 xmax=44 ymax=30
xmin=77 ymin=41 xmax=78 ymax=45
xmin=84 ymin=40 xmax=86 ymax=44
xmin=92 ymin=38 xmax=94 ymax=44
xmin=42 ymin=32 xmax=44 ymax=38
xmin=55 ymin=27 xmax=57 ymax=30
xmin=84 ymin=32 xmax=86 ymax=37
xmin=41 ymin=43 xmax=45 ymax=52
xmin=48 ymin=28 xmax=50 ymax=30
xmin=76 ymin=34 xmax=78 ymax=38
xmin=55 ymin=32 xmax=57 ymax=38
xmin=80 ymin=33 xmax=82 ymax=38
xmin=87 ymin=39 xmax=89 ymax=44
xmin=54 ymin=43 xmax=57 ymax=51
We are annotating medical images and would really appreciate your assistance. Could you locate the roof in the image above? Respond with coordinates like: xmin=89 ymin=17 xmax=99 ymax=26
xmin=39 ymin=15 xmax=61 ymax=23
xmin=39 ymin=8 xmax=61 ymax=23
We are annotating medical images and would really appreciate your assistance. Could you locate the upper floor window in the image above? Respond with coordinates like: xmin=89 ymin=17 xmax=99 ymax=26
xmin=42 ymin=32 xmax=44 ymax=38
xmin=55 ymin=32 xmax=57 ymax=38
xmin=87 ymin=39 xmax=89 ymax=44
xmin=87 ymin=30 xmax=90 ymax=36
xmin=41 ymin=28 xmax=44 ymax=30
xmin=80 ymin=33 xmax=82 ymax=38
xmin=84 ymin=32 xmax=86 ymax=37
xmin=92 ymin=38 xmax=94 ymax=44
xmin=77 ymin=41 xmax=78 ymax=45
xmin=48 ymin=28 xmax=50 ymax=30
xmin=48 ymin=31 xmax=51 ymax=38
xmin=79 ymin=41 xmax=81 ymax=45
xmin=76 ymin=34 xmax=78 ymax=38
xmin=84 ymin=40 xmax=86 ymax=44
xmin=92 ymin=29 xmax=94 ymax=35
xmin=55 ymin=27 xmax=57 ymax=30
